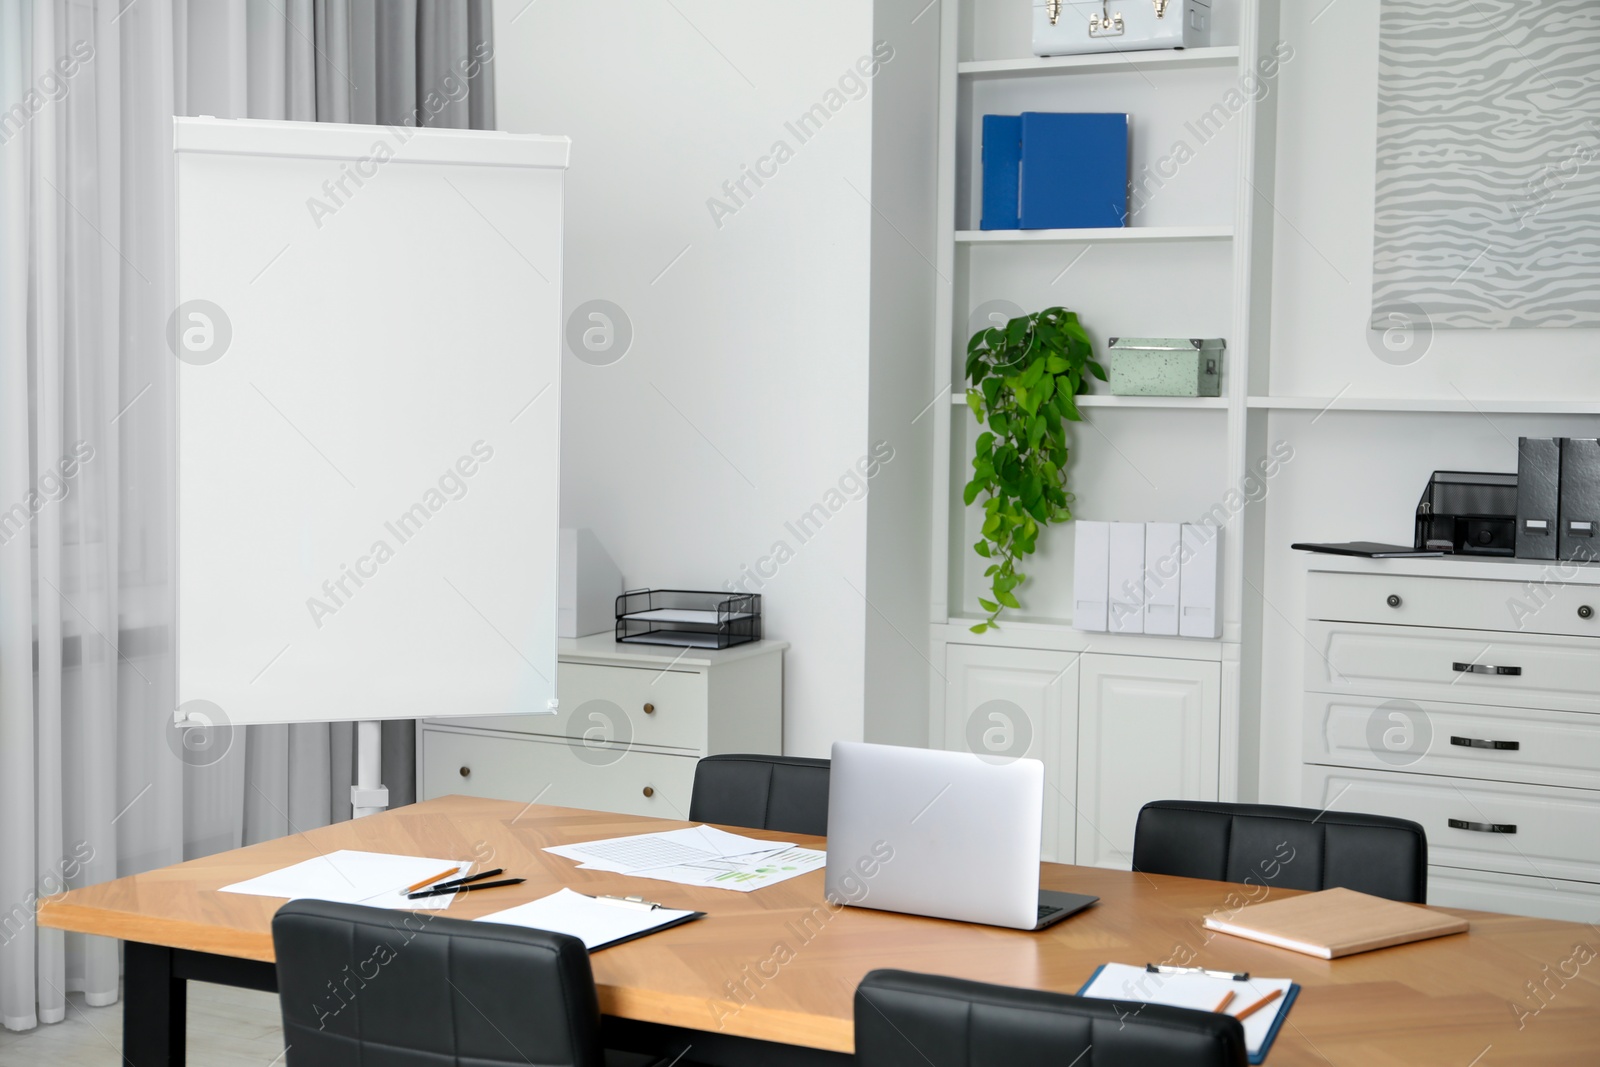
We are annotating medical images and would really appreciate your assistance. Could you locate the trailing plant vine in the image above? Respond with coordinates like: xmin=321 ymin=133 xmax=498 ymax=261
xmin=964 ymin=307 xmax=1105 ymax=633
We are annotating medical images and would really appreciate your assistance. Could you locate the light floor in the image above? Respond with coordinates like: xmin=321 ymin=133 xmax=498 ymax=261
xmin=0 ymin=983 xmax=286 ymax=1066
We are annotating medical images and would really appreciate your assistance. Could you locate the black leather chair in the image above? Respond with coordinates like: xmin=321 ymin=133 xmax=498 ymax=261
xmin=687 ymin=753 xmax=831 ymax=836
xmin=272 ymin=899 xmax=673 ymax=1067
xmin=1131 ymin=800 xmax=1428 ymax=903
xmin=855 ymin=969 xmax=1248 ymax=1067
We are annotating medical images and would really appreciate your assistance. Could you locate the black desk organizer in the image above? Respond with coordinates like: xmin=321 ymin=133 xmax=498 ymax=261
xmin=1415 ymin=470 xmax=1517 ymax=556
xmin=615 ymin=589 xmax=762 ymax=649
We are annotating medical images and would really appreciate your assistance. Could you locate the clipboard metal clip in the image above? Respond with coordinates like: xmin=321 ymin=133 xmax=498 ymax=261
xmin=1145 ymin=963 xmax=1249 ymax=981
xmin=593 ymin=894 xmax=662 ymax=911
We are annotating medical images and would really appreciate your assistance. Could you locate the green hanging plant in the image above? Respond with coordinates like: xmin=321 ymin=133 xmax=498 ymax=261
xmin=963 ymin=307 xmax=1105 ymax=634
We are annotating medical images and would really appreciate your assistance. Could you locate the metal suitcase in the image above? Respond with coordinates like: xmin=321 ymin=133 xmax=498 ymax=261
xmin=1033 ymin=0 xmax=1212 ymax=57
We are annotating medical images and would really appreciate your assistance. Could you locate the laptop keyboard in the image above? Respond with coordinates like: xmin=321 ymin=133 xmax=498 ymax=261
xmin=1038 ymin=903 xmax=1064 ymax=920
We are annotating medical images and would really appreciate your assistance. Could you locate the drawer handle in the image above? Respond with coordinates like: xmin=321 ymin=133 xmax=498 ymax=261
xmin=459 ymin=766 xmax=471 ymax=778
xmin=1450 ymin=735 xmax=1520 ymax=751
xmin=1386 ymin=594 xmax=1402 ymax=608
xmin=1580 ymin=605 xmax=1594 ymax=620
xmin=1451 ymin=661 xmax=1521 ymax=676
xmin=642 ymin=786 xmax=654 ymax=798
xmin=1448 ymin=818 xmax=1516 ymax=834
xmin=643 ymin=703 xmax=655 ymax=715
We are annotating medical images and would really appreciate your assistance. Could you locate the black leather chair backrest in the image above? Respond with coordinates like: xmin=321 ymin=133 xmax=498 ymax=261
xmin=687 ymin=753 xmax=831 ymax=836
xmin=855 ymin=969 xmax=1248 ymax=1067
xmin=272 ymin=899 xmax=605 ymax=1067
xmin=1132 ymin=800 xmax=1428 ymax=903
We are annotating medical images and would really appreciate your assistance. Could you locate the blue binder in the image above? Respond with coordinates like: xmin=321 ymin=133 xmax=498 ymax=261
xmin=1019 ymin=112 xmax=1129 ymax=229
xmin=980 ymin=115 xmax=1021 ymax=230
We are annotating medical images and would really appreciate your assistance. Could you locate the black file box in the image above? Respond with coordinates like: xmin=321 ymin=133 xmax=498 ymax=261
xmin=1516 ymin=437 xmax=1560 ymax=560
xmin=1414 ymin=471 xmax=1517 ymax=556
xmin=1559 ymin=439 xmax=1600 ymax=562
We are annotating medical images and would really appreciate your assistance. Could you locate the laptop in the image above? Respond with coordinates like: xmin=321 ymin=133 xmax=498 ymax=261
xmin=824 ymin=741 xmax=1098 ymax=931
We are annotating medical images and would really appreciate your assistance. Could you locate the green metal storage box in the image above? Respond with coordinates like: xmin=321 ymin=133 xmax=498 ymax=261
xmin=1107 ymin=337 xmax=1225 ymax=397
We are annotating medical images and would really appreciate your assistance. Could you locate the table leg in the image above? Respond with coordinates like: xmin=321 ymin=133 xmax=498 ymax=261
xmin=123 ymin=942 xmax=186 ymax=1066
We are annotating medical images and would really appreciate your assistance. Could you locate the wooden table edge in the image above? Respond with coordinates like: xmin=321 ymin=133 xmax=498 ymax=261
xmin=36 ymin=898 xmax=856 ymax=1052
xmin=37 ymin=900 xmax=278 ymax=964
xmin=600 ymin=986 xmax=854 ymax=1053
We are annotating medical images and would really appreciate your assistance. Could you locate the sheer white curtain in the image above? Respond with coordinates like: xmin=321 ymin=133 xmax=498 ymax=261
xmin=0 ymin=0 xmax=493 ymax=1033
xmin=0 ymin=0 xmax=187 ymax=1031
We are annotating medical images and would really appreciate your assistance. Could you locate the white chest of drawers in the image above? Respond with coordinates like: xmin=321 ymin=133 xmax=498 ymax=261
xmin=1301 ymin=556 xmax=1600 ymax=922
xmin=418 ymin=635 xmax=786 ymax=820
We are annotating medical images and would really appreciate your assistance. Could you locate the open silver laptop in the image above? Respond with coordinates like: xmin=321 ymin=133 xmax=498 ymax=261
xmin=824 ymin=741 xmax=1097 ymax=931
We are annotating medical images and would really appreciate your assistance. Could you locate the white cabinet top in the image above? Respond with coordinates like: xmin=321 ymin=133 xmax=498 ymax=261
xmin=1300 ymin=552 xmax=1600 ymax=586
xmin=558 ymin=633 xmax=789 ymax=669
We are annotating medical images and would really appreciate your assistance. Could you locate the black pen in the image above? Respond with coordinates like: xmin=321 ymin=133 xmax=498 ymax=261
xmin=431 ymin=868 xmax=504 ymax=892
xmin=407 ymin=877 xmax=524 ymax=900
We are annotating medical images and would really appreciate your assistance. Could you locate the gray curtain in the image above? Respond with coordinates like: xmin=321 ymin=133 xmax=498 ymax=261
xmin=175 ymin=0 xmax=497 ymax=846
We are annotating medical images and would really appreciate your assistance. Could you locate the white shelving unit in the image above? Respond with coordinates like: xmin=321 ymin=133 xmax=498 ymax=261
xmin=955 ymin=225 xmax=1233 ymax=243
xmin=927 ymin=0 xmax=1283 ymax=829
xmin=957 ymin=45 xmax=1242 ymax=79
xmin=949 ymin=393 xmax=1230 ymax=410
xmin=1249 ymin=396 xmax=1600 ymax=415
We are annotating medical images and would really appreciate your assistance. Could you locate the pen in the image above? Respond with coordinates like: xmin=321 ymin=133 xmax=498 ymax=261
xmin=405 ymin=866 xmax=464 ymax=894
xmin=407 ymin=877 xmax=525 ymax=900
xmin=1234 ymin=988 xmax=1283 ymax=1021
xmin=1212 ymin=991 xmax=1236 ymax=1014
xmin=431 ymin=868 xmax=504 ymax=892
xmin=1145 ymin=963 xmax=1249 ymax=981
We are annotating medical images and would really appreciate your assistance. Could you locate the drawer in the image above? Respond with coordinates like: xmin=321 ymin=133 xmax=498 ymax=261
xmin=1427 ymin=865 xmax=1600 ymax=923
xmin=440 ymin=662 xmax=708 ymax=751
xmin=1308 ymin=570 xmax=1600 ymax=638
xmin=1303 ymin=765 xmax=1600 ymax=884
xmin=421 ymin=728 xmax=697 ymax=819
xmin=1305 ymin=621 xmax=1600 ymax=714
xmin=1303 ymin=693 xmax=1600 ymax=790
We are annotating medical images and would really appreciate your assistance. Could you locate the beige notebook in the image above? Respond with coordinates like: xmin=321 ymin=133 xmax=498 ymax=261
xmin=1203 ymin=887 xmax=1469 ymax=959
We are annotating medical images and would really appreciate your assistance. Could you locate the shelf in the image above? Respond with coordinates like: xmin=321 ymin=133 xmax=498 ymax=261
xmin=958 ymin=46 xmax=1241 ymax=80
xmin=952 ymin=393 xmax=1227 ymax=410
xmin=957 ymin=225 xmax=1232 ymax=244
xmin=1247 ymin=396 xmax=1600 ymax=415
xmin=934 ymin=617 xmax=1226 ymax=661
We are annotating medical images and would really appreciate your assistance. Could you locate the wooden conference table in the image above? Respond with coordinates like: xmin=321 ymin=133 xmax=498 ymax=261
xmin=38 ymin=794 xmax=1600 ymax=1066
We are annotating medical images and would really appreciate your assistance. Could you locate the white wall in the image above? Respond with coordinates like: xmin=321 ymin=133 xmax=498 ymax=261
xmin=864 ymin=0 xmax=940 ymax=746
xmin=1253 ymin=1 xmax=1600 ymax=802
xmin=493 ymin=1 xmax=935 ymax=754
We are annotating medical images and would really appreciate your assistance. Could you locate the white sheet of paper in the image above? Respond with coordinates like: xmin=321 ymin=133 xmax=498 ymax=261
xmin=613 ymin=846 xmax=826 ymax=893
xmin=218 ymin=850 xmax=469 ymax=911
xmin=1078 ymin=963 xmax=1293 ymax=1057
xmin=476 ymin=888 xmax=698 ymax=950
xmin=621 ymin=608 xmax=755 ymax=624
xmin=544 ymin=825 xmax=791 ymax=874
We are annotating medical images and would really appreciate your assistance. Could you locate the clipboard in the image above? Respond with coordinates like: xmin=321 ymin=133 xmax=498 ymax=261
xmin=476 ymin=888 xmax=706 ymax=952
xmin=1076 ymin=963 xmax=1299 ymax=1065
xmin=586 ymin=909 xmax=705 ymax=952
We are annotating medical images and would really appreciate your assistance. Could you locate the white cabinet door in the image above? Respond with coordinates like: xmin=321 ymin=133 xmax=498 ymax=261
xmin=943 ymin=644 xmax=1080 ymax=863
xmin=1076 ymin=654 xmax=1220 ymax=869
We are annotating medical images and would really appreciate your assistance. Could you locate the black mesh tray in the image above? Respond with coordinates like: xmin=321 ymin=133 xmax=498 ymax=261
xmin=615 ymin=589 xmax=762 ymax=649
